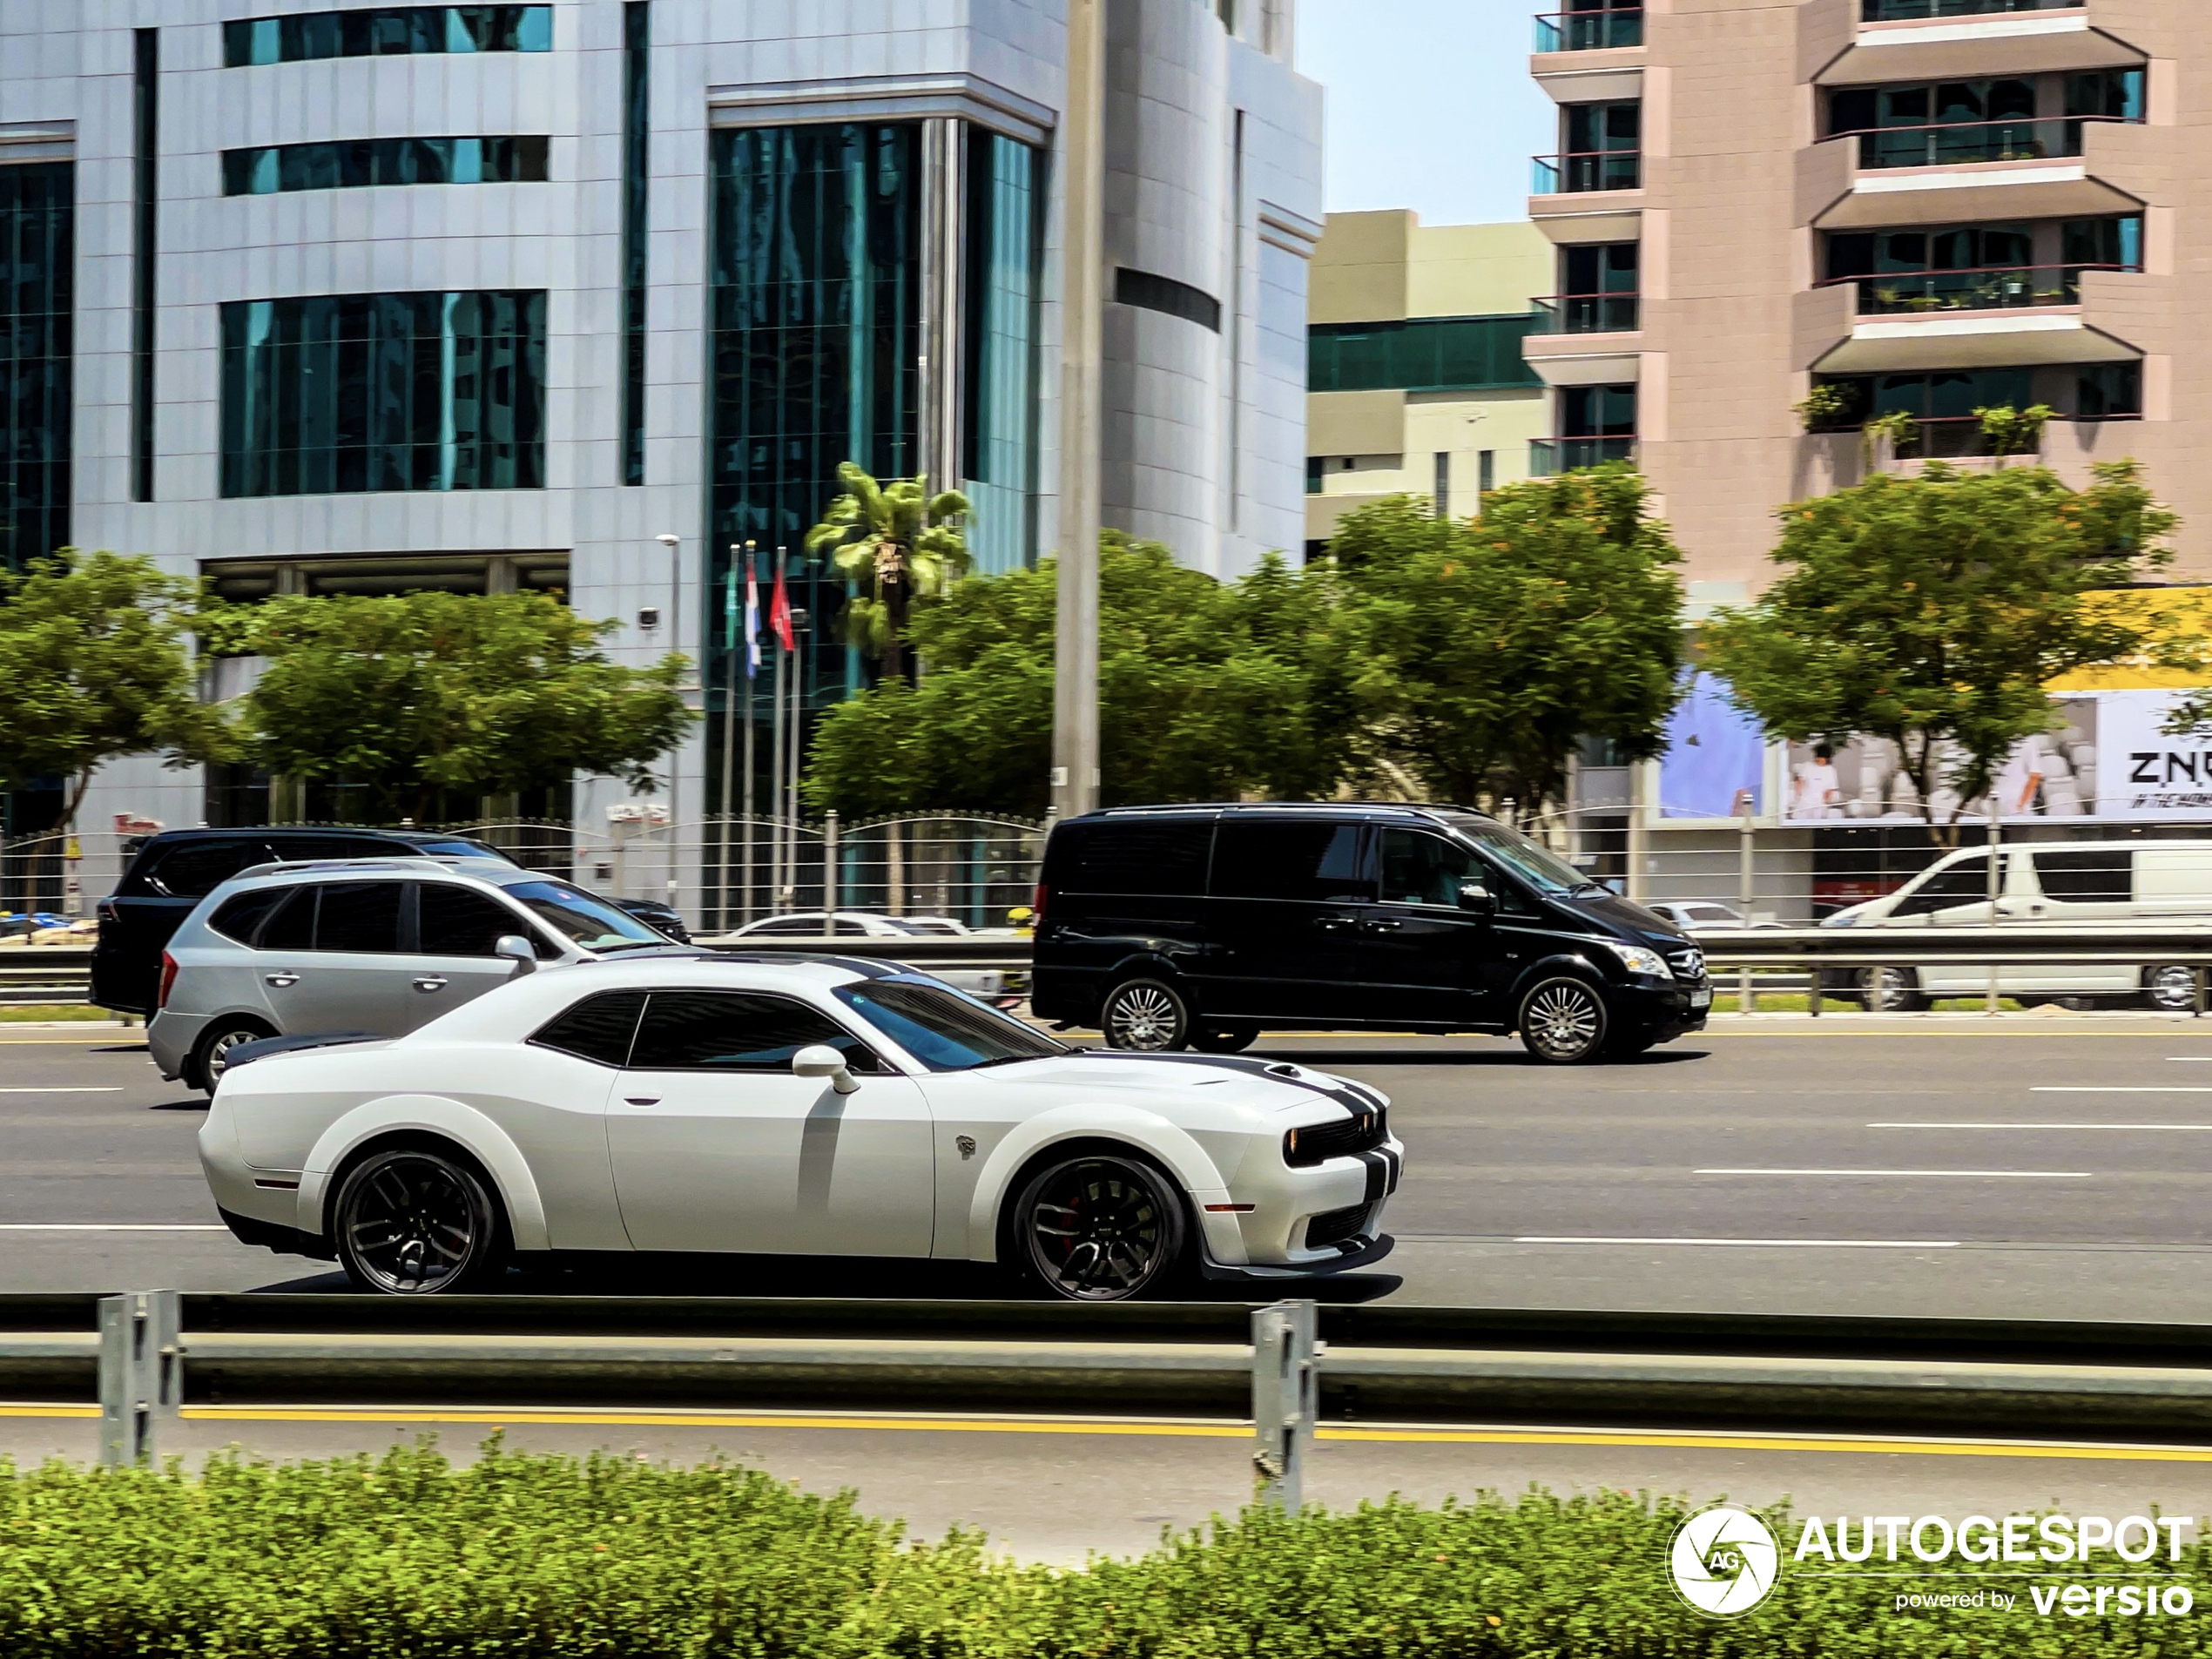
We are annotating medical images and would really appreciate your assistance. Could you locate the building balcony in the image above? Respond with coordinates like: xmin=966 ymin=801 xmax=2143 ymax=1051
xmin=1532 ymin=150 xmax=1641 ymax=195
xmin=1824 ymin=3 xmax=2136 ymax=84
xmin=1806 ymin=115 xmax=2156 ymax=230
xmin=1531 ymin=435 xmax=1636 ymax=475
xmin=1804 ymin=261 xmax=2149 ymax=373
xmin=1861 ymin=0 xmax=2078 ymax=18
xmin=1530 ymin=293 xmax=1640 ymax=333
xmin=1534 ymin=8 xmax=1643 ymax=51
xmin=1824 ymin=260 xmax=2131 ymax=316
xmin=1844 ymin=114 xmax=2119 ymax=172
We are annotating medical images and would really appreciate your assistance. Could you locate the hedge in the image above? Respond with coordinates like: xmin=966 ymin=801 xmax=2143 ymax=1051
xmin=0 ymin=1438 xmax=2203 ymax=1656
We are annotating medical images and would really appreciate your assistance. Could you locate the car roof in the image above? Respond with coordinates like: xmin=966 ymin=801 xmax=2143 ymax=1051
xmin=1069 ymin=801 xmax=1498 ymax=829
xmin=136 ymin=826 xmax=491 ymax=847
xmin=215 ymin=856 xmax=552 ymax=891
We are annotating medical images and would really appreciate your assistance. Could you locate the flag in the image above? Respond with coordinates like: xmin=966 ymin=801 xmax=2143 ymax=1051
xmin=744 ymin=556 xmax=761 ymax=679
xmin=770 ymin=560 xmax=795 ymax=653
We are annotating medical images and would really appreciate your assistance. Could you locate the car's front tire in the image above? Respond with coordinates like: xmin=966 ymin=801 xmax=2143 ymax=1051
xmin=332 ymin=1146 xmax=506 ymax=1295
xmin=1099 ymin=977 xmax=1191 ymax=1052
xmin=1517 ymin=975 xmax=1610 ymax=1064
xmin=1856 ymin=966 xmax=1925 ymax=1013
xmin=1009 ymin=1151 xmax=1188 ymax=1301
xmin=2146 ymin=965 xmax=2200 ymax=1013
xmin=187 ymin=1018 xmax=274 ymax=1094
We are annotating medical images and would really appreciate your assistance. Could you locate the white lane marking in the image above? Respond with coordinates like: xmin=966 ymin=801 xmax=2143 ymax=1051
xmin=0 ymin=1088 xmax=123 ymax=1094
xmin=2033 ymin=1086 xmax=2212 ymax=1093
xmin=1694 ymin=1168 xmax=2091 ymax=1178
xmin=1511 ymin=1237 xmax=1961 ymax=1248
xmin=1871 ymin=1122 xmax=2212 ymax=1130
xmin=2168 ymin=1057 xmax=2212 ymax=1062
xmin=0 ymin=1224 xmax=227 ymax=1231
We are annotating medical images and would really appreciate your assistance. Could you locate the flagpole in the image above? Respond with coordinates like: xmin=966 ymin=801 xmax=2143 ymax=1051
xmin=718 ymin=543 xmax=740 ymax=932
xmin=770 ymin=546 xmax=787 ymax=914
xmin=789 ymin=594 xmax=806 ymax=910
xmin=741 ymin=543 xmax=757 ymax=925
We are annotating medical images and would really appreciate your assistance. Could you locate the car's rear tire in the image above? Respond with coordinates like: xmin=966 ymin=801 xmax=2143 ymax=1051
xmin=332 ymin=1145 xmax=507 ymax=1295
xmin=1517 ymin=976 xmax=1610 ymax=1064
xmin=2146 ymin=965 xmax=2200 ymax=1013
xmin=1099 ymin=978 xmax=1191 ymax=1052
xmin=188 ymin=1018 xmax=275 ymax=1094
xmin=1009 ymin=1150 xmax=1188 ymax=1301
xmin=1190 ymin=1022 xmax=1259 ymax=1054
xmin=1855 ymin=966 xmax=1925 ymax=1013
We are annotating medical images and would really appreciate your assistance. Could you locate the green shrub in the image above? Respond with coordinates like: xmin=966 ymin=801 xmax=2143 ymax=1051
xmin=0 ymin=1440 xmax=2203 ymax=1656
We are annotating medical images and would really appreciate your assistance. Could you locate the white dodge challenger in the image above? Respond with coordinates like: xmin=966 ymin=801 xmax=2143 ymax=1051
xmin=198 ymin=955 xmax=1404 ymax=1298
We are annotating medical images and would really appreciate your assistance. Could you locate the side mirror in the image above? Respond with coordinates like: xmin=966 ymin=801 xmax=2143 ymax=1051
xmin=1458 ymin=880 xmax=1495 ymax=917
xmin=793 ymin=1043 xmax=859 ymax=1096
xmin=495 ymin=934 xmax=538 ymax=974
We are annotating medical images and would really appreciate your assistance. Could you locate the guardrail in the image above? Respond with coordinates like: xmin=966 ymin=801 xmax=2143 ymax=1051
xmin=31 ymin=1294 xmax=2212 ymax=1480
xmin=0 ymin=945 xmax=93 ymax=1008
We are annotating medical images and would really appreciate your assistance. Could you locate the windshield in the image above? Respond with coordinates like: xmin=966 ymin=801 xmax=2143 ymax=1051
xmin=833 ymin=979 xmax=1066 ymax=1071
xmin=505 ymin=880 xmax=667 ymax=953
xmin=1454 ymin=821 xmax=1590 ymax=895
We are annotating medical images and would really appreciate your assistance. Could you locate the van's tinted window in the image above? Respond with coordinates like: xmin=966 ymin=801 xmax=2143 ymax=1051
xmin=146 ymin=840 xmax=272 ymax=898
xmin=417 ymin=884 xmax=526 ymax=955
xmin=259 ymin=886 xmax=317 ymax=951
xmin=208 ymin=887 xmax=288 ymax=945
xmin=314 ymin=881 xmax=403 ymax=952
xmin=1049 ymin=819 xmax=1213 ymax=896
xmin=532 ymin=990 xmax=648 ymax=1067
xmin=2033 ymin=849 xmax=2131 ymax=903
xmin=1892 ymin=855 xmax=1990 ymax=917
xmin=1212 ymin=820 xmax=1372 ymax=902
xmin=1379 ymin=830 xmax=1477 ymax=906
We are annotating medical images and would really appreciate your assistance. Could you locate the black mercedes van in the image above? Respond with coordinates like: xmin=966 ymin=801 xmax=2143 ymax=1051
xmin=1030 ymin=803 xmax=1710 ymax=1064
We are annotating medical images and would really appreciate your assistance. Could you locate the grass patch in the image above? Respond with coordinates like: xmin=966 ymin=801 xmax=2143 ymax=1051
xmin=0 ymin=1440 xmax=2203 ymax=1655
xmin=0 ymin=1004 xmax=118 ymax=1022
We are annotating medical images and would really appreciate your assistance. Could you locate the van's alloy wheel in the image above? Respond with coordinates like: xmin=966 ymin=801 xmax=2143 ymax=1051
xmin=1101 ymin=979 xmax=1189 ymax=1052
xmin=1518 ymin=978 xmax=1608 ymax=1064
xmin=193 ymin=1022 xmax=271 ymax=1091
xmin=1015 ymin=1155 xmax=1184 ymax=1301
xmin=2147 ymin=965 xmax=2200 ymax=1012
xmin=1856 ymin=966 xmax=1920 ymax=1013
xmin=334 ymin=1149 xmax=501 ymax=1295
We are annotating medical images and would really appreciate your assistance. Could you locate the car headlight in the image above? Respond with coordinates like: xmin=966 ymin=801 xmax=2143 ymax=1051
xmin=1594 ymin=940 xmax=1670 ymax=978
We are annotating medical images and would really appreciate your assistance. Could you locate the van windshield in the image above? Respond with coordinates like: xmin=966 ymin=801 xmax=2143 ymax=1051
xmin=1455 ymin=822 xmax=1592 ymax=896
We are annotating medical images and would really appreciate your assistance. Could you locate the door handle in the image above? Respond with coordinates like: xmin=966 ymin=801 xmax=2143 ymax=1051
xmin=264 ymin=972 xmax=299 ymax=988
xmin=412 ymin=975 xmax=449 ymax=992
xmin=1362 ymin=917 xmax=1404 ymax=934
xmin=1315 ymin=915 xmax=1356 ymax=933
xmin=623 ymin=1096 xmax=661 ymax=1106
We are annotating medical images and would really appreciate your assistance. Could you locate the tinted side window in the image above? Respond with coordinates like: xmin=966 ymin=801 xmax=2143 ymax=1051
xmin=1892 ymin=856 xmax=1989 ymax=917
xmin=1046 ymin=819 xmax=1214 ymax=896
xmin=1211 ymin=820 xmax=1373 ymax=902
xmin=148 ymin=840 xmax=272 ymax=898
xmin=259 ymin=886 xmax=317 ymax=951
xmin=630 ymin=990 xmax=873 ymax=1072
xmin=268 ymin=834 xmax=415 ymax=864
xmin=531 ymin=990 xmax=649 ymax=1067
xmin=314 ymin=881 xmax=402 ymax=952
xmin=417 ymin=884 xmax=526 ymax=955
xmin=2034 ymin=849 xmax=2131 ymax=903
xmin=208 ymin=888 xmax=288 ymax=945
xmin=1379 ymin=830 xmax=1477 ymax=907
xmin=748 ymin=918 xmax=821 ymax=936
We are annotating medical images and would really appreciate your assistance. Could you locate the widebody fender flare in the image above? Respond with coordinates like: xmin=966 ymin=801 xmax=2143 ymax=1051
xmin=297 ymin=1094 xmax=551 ymax=1252
xmin=965 ymin=1102 xmax=1232 ymax=1265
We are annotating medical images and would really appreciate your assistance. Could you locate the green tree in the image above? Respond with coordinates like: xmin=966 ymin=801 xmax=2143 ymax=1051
xmin=803 ymin=535 xmax=1352 ymax=817
xmin=0 ymin=550 xmax=229 ymax=829
xmin=804 ymin=463 xmax=970 ymax=679
xmin=1703 ymin=460 xmax=2178 ymax=846
xmin=219 ymin=590 xmax=694 ymax=823
xmin=1323 ymin=466 xmax=1686 ymax=817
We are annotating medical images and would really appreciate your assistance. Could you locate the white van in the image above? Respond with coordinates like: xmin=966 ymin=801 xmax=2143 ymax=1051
xmin=1821 ymin=840 xmax=2212 ymax=1011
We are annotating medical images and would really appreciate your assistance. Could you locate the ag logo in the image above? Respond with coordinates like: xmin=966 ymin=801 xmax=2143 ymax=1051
xmin=1669 ymin=1504 xmax=1780 ymax=1617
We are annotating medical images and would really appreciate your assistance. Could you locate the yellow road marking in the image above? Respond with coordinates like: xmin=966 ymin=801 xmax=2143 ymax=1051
xmin=5 ymin=1403 xmax=2212 ymax=1463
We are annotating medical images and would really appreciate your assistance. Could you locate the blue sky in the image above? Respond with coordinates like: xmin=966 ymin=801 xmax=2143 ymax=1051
xmin=1296 ymin=0 xmax=1554 ymax=227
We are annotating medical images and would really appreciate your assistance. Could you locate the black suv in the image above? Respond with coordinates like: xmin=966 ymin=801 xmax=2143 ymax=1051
xmin=91 ymin=828 xmax=510 ymax=1015
xmin=1029 ymin=803 xmax=1711 ymax=1064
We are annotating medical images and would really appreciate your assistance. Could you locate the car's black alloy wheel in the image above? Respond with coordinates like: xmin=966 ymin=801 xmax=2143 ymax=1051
xmin=334 ymin=1148 xmax=502 ymax=1295
xmin=1015 ymin=1154 xmax=1185 ymax=1301
xmin=1100 ymin=978 xmax=1190 ymax=1052
xmin=1517 ymin=976 xmax=1609 ymax=1064
xmin=192 ymin=1021 xmax=273 ymax=1092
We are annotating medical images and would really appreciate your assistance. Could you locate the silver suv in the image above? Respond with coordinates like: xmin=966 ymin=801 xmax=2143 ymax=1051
xmin=149 ymin=858 xmax=674 ymax=1090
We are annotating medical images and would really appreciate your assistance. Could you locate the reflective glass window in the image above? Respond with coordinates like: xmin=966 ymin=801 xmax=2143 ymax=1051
xmin=225 ymin=7 xmax=552 ymax=65
xmin=962 ymin=132 xmax=1040 ymax=574
xmin=0 ymin=162 xmax=72 ymax=571
xmin=221 ymin=137 xmax=548 ymax=195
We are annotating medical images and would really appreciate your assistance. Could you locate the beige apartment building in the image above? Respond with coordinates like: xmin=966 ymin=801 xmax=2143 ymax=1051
xmin=1526 ymin=0 xmax=2204 ymax=599
xmin=1305 ymin=213 xmax=1552 ymax=551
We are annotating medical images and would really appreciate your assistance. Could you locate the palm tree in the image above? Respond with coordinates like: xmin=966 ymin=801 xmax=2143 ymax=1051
xmin=804 ymin=462 xmax=970 ymax=680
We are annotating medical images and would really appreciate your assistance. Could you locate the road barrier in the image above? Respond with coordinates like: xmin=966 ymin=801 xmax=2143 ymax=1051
xmin=0 ymin=945 xmax=94 ymax=1008
xmin=21 ymin=1296 xmax=2212 ymax=1474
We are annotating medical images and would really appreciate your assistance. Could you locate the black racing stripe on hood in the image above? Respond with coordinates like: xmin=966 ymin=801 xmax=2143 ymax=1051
xmin=1068 ymin=1050 xmax=1369 ymax=1117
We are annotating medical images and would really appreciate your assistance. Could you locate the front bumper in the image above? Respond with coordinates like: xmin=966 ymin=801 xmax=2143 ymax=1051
xmin=1199 ymin=1231 xmax=1396 ymax=1281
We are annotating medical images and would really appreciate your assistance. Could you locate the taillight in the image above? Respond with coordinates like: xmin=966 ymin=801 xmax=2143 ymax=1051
xmin=1032 ymin=882 xmax=1048 ymax=924
xmin=97 ymin=899 xmax=119 ymax=925
xmin=157 ymin=952 xmax=179 ymax=1010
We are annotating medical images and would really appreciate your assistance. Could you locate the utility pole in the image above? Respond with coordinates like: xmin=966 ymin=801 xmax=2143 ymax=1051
xmin=1051 ymin=0 xmax=1105 ymax=821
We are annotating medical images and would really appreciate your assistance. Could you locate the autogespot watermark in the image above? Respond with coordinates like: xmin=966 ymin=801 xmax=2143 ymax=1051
xmin=1665 ymin=1507 xmax=2200 ymax=1620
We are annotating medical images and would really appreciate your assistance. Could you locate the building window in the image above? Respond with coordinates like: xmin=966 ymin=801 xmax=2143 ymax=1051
xmin=619 ymin=2 xmax=649 ymax=486
xmin=220 ymin=290 xmax=548 ymax=497
xmin=221 ymin=136 xmax=548 ymax=195
xmin=1433 ymin=451 xmax=1450 ymax=517
xmin=1113 ymin=267 xmax=1222 ymax=333
xmin=1308 ymin=314 xmax=1541 ymax=394
xmin=0 ymin=161 xmax=71 ymax=574
xmin=132 ymin=29 xmax=158 ymax=503
xmin=1305 ymin=455 xmax=1324 ymax=494
xmin=963 ymin=132 xmax=1041 ymax=576
xmin=1478 ymin=449 xmax=1495 ymax=495
xmin=224 ymin=6 xmax=551 ymax=65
